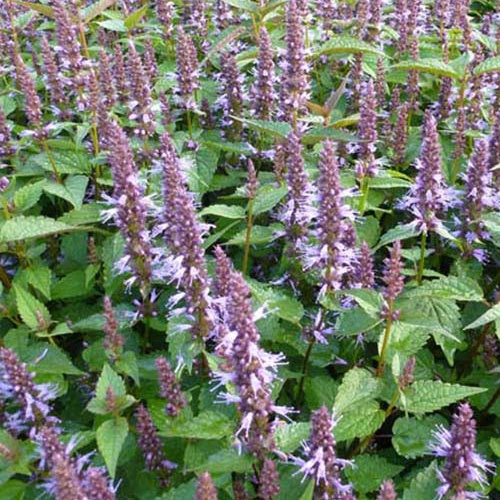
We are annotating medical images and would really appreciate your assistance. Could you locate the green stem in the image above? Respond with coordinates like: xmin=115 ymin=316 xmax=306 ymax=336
xmin=416 ymin=231 xmax=427 ymax=284
xmin=242 ymin=198 xmax=254 ymax=274
xmin=186 ymin=109 xmax=193 ymax=140
xmin=40 ymin=140 xmax=62 ymax=183
xmin=358 ymin=176 xmax=370 ymax=216
xmin=376 ymin=305 xmax=394 ymax=377
xmin=296 ymin=338 xmax=315 ymax=407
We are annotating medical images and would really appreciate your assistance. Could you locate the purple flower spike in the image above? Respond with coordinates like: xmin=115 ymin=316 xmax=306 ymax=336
xmin=381 ymin=241 xmax=404 ymax=320
xmin=0 ymin=105 xmax=14 ymax=157
xmin=157 ymin=1 xmax=174 ymax=40
xmin=258 ymin=458 xmax=280 ymax=500
xmin=377 ymin=480 xmax=397 ymax=500
xmin=400 ymin=110 xmax=453 ymax=234
xmin=175 ymin=27 xmax=199 ymax=109
xmin=84 ymin=467 xmax=116 ymax=500
xmin=353 ymin=241 xmax=375 ymax=289
xmin=156 ymin=357 xmax=187 ymax=417
xmin=251 ymin=27 xmax=275 ymax=121
xmin=430 ymin=402 xmax=494 ymax=499
xmin=196 ymin=472 xmax=218 ymax=500
xmin=357 ymin=80 xmax=378 ymax=178
xmin=292 ymin=406 xmax=355 ymax=499
xmin=278 ymin=0 xmax=310 ymax=127
xmin=103 ymin=296 xmax=124 ymax=362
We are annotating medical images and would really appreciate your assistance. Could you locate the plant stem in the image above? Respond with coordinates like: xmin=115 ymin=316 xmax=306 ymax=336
xmin=40 ymin=140 xmax=62 ymax=183
xmin=416 ymin=231 xmax=427 ymax=284
xmin=376 ymin=306 xmax=394 ymax=377
xmin=358 ymin=176 xmax=370 ymax=216
xmin=242 ymin=198 xmax=254 ymax=274
xmin=296 ymin=338 xmax=315 ymax=407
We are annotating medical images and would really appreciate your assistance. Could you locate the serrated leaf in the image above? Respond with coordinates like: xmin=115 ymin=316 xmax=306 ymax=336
xmin=402 ymin=380 xmax=486 ymax=414
xmin=316 ymin=36 xmax=386 ymax=57
xmin=343 ymin=289 xmax=384 ymax=317
xmin=115 ymin=351 xmax=140 ymax=386
xmin=124 ymin=4 xmax=147 ymax=29
xmin=392 ymin=415 xmax=447 ymax=459
xmin=299 ymin=480 xmax=315 ymax=500
xmin=464 ymin=303 xmax=500 ymax=330
xmin=43 ymin=175 xmax=88 ymax=209
xmin=24 ymin=266 xmax=51 ymax=300
xmin=368 ymin=176 xmax=412 ymax=189
xmin=345 ymin=455 xmax=403 ymax=494
xmin=403 ymin=276 xmax=483 ymax=301
xmin=27 ymin=344 xmax=83 ymax=375
xmin=336 ymin=307 xmax=383 ymax=335
xmin=0 ymin=216 xmax=75 ymax=243
xmin=199 ymin=204 xmax=246 ymax=219
xmin=375 ymin=223 xmax=419 ymax=249
xmin=14 ymin=182 xmax=43 ymax=212
xmin=275 ymin=422 xmax=310 ymax=453
xmin=232 ymin=117 xmax=292 ymax=138
xmin=302 ymin=127 xmax=358 ymax=145
xmin=12 ymin=283 xmax=50 ymax=330
xmin=190 ymin=448 xmax=253 ymax=474
xmin=58 ymin=203 xmax=102 ymax=225
xmin=473 ymin=56 xmax=500 ymax=76
xmin=158 ymin=411 xmax=232 ymax=440
xmin=95 ymin=364 xmax=127 ymax=400
xmin=252 ymin=184 xmax=288 ymax=216
xmin=12 ymin=1 xmax=54 ymax=17
xmin=96 ymin=417 xmax=128 ymax=478
xmin=202 ymin=140 xmax=252 ymax=155
xmin=226 ymin=223 xmax=283 ymax=245
xmin=334 ymin=368 xmax=382 ymax=414
xmin=402 ymin=462 xmax=440 ymax=500
xmin=391 ymin=59 xmax=459 ymax=78
xmin=32 ymin=150 xmax=92 ymax=175
xmin=335 ymin=401 xmax=385 ymax=441
xmin=99 ymin=19 xmax=127 ymax=32
xmin=83 ymin=0 xmax=118 ymax=22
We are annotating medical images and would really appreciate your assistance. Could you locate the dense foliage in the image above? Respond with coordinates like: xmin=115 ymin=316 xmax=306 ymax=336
xmin=0 ymin=0 xmax=499 ymax=498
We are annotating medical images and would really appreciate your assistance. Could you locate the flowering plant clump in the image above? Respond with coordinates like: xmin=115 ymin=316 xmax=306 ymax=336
xmin=0 ymin=1 xmax=499 ymax=499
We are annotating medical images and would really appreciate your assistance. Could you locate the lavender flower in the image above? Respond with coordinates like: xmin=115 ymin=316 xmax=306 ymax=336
xmin=159 ymin=132 xmax=213 ymax=339
xmin=381 ymin=241 xmax=404 ymax=320
xmin=352 ymin=241 xmax=375 ymax=289
xmin=292 ymin=406 xmax=355 ymax=499
xmin=113 ymin=44 xmax=128 ymax=102
xmin=460 ymin=139 xmax=499 ymax=260
xmin=490 ymin=109 xmax=500 ymax=188
xmin=214 ymin=0 xmax=233 ymax=31
xmin=213 ymin=245 xmax=234 ymax=300
xmin=258 ymin=459 xmax=280 ymax=500
xmin=251 ymin=27 xmax=275 ymax=121
xmin=83 ymin=467 xmax=116 ymax=500
xmin=40 ymin=36 xmax=68 ymax=118
xmin=196 ymin=472 xmax=218 ymax=500
xmin=188 ymin=0 xmax=208 ymax=41
xmin=127 ymin=42 xmax=155 ymax=136
xmin=400 ymin=110 xmax=452 ymax=233
xmin=216 ymin=270 xmax=287 ymax=456
xmin=157 ymin=0 xmax=174 ymax=40
xmin=394 ymin=0 xmax=408 ymax=54
xmin=0 ymin=347 xmax=55 ymax=429
xmin=406 ymin=38 xmax=420 ymax=111
xmin=392 ymin=102 xmax=410 ymax=167
xmin=156 ymin=357 xmax=187 ymax=417
xmin=278 ymin=0 xmax=310 ymax=127
xmin=375 ymin=58 xmax=386 ymax=108
xmin=356 ymin=80 xmax=378 ymax=178
xmin=175 ymin=27 xmax=199 ymax=109
xmin=103 ymin=121 xmax=153 ymax=303
xmin=317 ymin=0 xmax=336 ymax=34
xmin=103 ymin=296 xmax=124 ymax=361
xmin=50 ymin=452 xmax=89 ymax=500
xmin=377 ymin=480 xmax=397 ymax=500
xmin=430 ymin=402 xmax=494 ymax=499
xmin=135 ymin=404 xmax=176 ymax=486
xmin=0 ymin=105 xmax=14 ymax=157
xmin=398 ymin=356 xmax=416 ymax=390
xmin=217 ymin=50 xmax=244 ymax=139
xmin=98 ymin=49 xmax=117 ymax=110
xmin=143 ymin=39 xmax=159 ymax=82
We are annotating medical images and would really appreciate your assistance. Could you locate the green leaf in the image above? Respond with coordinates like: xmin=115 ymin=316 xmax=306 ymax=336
xmin=343 ymin=289 xmax=384 ymax=317
xmin=192 ymin=147 xmax=220 ymax=196
xmin=223 ymin=0 xmax=259 ymax=13
xmin=27 ymin=344 xmax=83 ymax=375
xmin=99 ymin=19 xmax=127 ymax=32
xmin=402 ymin=380 xmax=486 ymax=414
xmin=96 ymin=364 xmax=127 ymax=400
xmin=473 ymin=56 xmax=500 ymax=76
xmin=115 ymin=351 xmax=140 ymax=386
xmin=232 ymin=118 xmax=292 ymax=138
xmin=51 ymin=270 xmax=89 ymax=300
xmin=464 ymin=303 xmax=500 ymax=330
xmin=33 ymin=150 xmax=92 ymax=175
xmin=157 ymin=411 xmax=233 ymax=440
xmin=391 ymin=59 xmax=459 ymax=78
xmin=226 ymin=223 xmax=283 ymax=245
xmin=24 ymin=266 xmax=51 ymax=300
xmin=96 ymin=417 xmax=128 ymax=478
xmin=202 ymin=140 xmax=253 ymax=156
xmin=13 ymin=182 xmax=43 ymax=212
xmin=82 ymin=0 xmax=118 ymax=22
xmin=368 ymin=176 xmax=412 ymax=189
xmin=403 ymin=276 xmax=483 ymax=302
xmin=392 ymin=415 xmax=447 ymax=459
xmin=315 ymin=36 xmax=386 ymax=57
xmin=124 ymin=4 xmax=147 ymax=29
xmin=0 ymin=216 xmax=75 ymax=243
xmin=199 ymin=204 xmax=246 ymax=219
xmin=334 ymin=368 xmax=382 ymax=414
xmin=275 ymin=422 xmax=310 ymax=453
xmin=298 ymin=480 xmax=315 ymax=500
xmin=301 ymin=127 xmax=358 ymax=145
xmin=345 ymin=455 xmax=403 ymax=494
xmin=252 ymin=184 xmax=288 ymax=216
xmin=189 ymin=448 xmax=254 ymax=474
xmin=58 ymin=203 xmax=102 ymax=225
xmin=336 ymin=307 xmax=383 ymax=335
xmin=402 ymin=462 xmax=440 ymax=500
xmin=335 ymin=401 xmax=385 ymax=441
xmin=375 ymin=223 xmax=419 ymax=249
xmin=12 ymin=283 xmax=50 ymax=330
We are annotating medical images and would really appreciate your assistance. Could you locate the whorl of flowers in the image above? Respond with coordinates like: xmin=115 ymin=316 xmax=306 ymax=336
xmin=188 ymin=0 xmax=208 ymax=40
xmin=175 ymin=27 xmax=199 ymax=109
xmin=103 ymin=296 xmax=124 ymax=362
xmin=135 ymin=404 xmax=176 ymax=487
xmin=430 ymin=402 xmax=494 ymax=499
xmin=0 ymin=105 xmax=14 ymax=157
xmin=305 ymin=140 xmax=356 ymax=298
xmin=217 ymin=49 xmax=244 ymax=138
xmin=157 ymin=0 xmax=174 ymax=40
xmin=490 ymin=108 xmax=500 ymax=187
xmin=127 ymin=42 xmax=155 ymax=136
xmin=215 ymin=270 xmax=287 ymax=456
xmin=400 ymin=110 xmax=452 ymax=233
xmin=317 ymin=0 xmax=336 ymax=34
xmin=292 ymin=406 xmax=355 ymax=499
xmin=40 ymin=36 xmax=68 ymax=118
xmin=352 ymin=241 xmax=375 ymax=289
xmin=381 ymin=241 xmax=404 ymax=320
xmin=98 ymin=49 xmax=117 ymax=111
xmin=251 ymin=27 xmax=275 ymax=121
xmin=83 ymin=467 xmax=117 ymax=500
xmin=392 ymin=102 xmax=410 ymax=167
xmin=159 ymin=132 xmax=213 ymax=339
xmin=144 ymin=39 xmax=159 ymax=82
xmin=278 ymin=0 xmax=310 ymax=127
xmin=155 ymin=357 xmax=187 ymax=417
xmin=0 ymin=347 xmax=56 ymax=431
xmin=460 ymin=139 xmax=499 ymax=260
xmin=196 ymin=472 xmax=218 ymax=500
xmin=377 ymin=480 xmax=397 ymax=500
xmin=258 ymin=458 xmax=280 ymax=500
xmin=113 ymin=44 xmax=128 ymax=102
xmin=214 ymin=0 xmax=234 ymax=31
xmin=394 ymin=0 xmax=408 ymax=54
xmin=102 ymin=121 xmax=153 ymax=302
xmin=356 ymin=79 xmax=378 ymax=178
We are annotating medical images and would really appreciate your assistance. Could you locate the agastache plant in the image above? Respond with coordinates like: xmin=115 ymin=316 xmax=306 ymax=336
xmin=430 ymin=402 xmax=494 ymax=499
xmin=155 ymin=357 xmax=187 ymax=417
xmin=251 ymin=27 xmax=275 ymax=121
xmin=175 ymin=27 xmax=199 ymax=110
